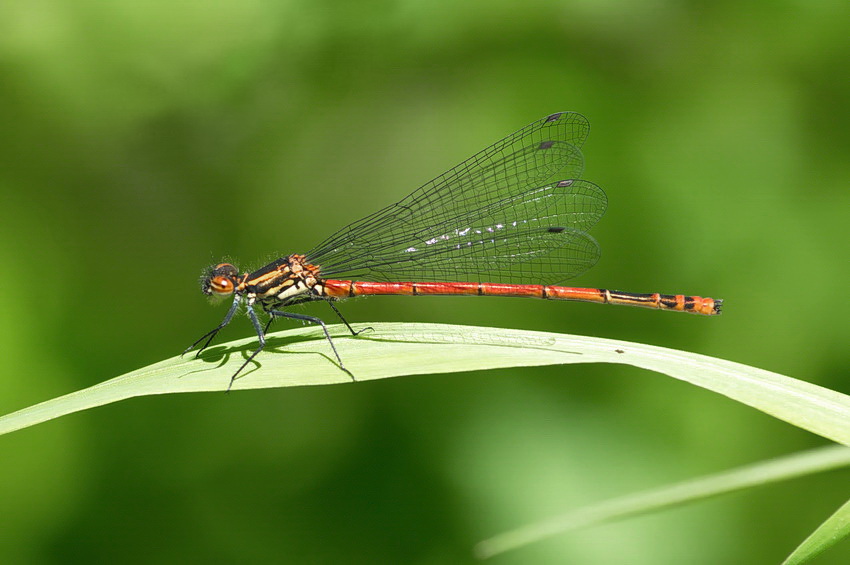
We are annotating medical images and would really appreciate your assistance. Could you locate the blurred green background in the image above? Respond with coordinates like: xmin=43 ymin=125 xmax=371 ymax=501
xmin=1 ymin=1 xmax=848 ymax=563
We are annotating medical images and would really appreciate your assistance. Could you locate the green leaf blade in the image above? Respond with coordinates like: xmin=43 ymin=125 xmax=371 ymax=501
xmin=477 ymin=445 xmax=850 ymax=559
xmin=783 ymin=496 xmax=850 ymax=565
xmin=1 ymin=322 xmax=848 ymax=446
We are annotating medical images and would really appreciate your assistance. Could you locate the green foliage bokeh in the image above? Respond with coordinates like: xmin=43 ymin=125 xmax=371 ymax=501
xmin=0 ymin=1 xmax=848 ymax=563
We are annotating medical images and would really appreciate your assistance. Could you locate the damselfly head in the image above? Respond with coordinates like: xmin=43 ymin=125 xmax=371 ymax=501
xmin=202 ymin=263 xmax=239 ymax=298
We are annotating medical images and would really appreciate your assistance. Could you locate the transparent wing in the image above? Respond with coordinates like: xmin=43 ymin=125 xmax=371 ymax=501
xmin=306 ymin=113 xmax=607 ymax=284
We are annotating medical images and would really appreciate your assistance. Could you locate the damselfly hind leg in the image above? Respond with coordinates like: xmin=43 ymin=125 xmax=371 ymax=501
xmin=226 ymin=307 xmax=356 ymax=392
xmin=268 ymin=309 xmax=357 ymax=383
xmin=324 ymin=299 xmax=373 ymax=336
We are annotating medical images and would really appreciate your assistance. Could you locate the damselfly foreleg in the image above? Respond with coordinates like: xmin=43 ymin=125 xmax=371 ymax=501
xmin=183 ymin=294 xmax=242 ymax=358
xmin=221 ymin=304 xmax=269 ymax=391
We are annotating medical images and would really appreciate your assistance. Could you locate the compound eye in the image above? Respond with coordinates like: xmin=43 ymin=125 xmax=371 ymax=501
xmin=209 ymin=275 xmax=235 ymax=295
xmin=214 ymin=263 xmax=239 ymax=277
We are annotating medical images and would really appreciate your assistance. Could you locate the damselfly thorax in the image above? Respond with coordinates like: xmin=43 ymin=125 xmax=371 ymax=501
xmin=204 ymin=255 xmax=323 ymax=308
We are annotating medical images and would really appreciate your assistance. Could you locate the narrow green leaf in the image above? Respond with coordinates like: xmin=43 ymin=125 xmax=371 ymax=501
xmin=1 ymin=322 xmax=848 ymax=443
xmin=783 ymin=495 xmax=850 ymax=565
xmin=476 ymin=445 xmax=850 ymax=559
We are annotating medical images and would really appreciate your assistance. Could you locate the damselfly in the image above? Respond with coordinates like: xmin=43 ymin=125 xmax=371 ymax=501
xmin=185 ymin=112 xmax=722 ymax=389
